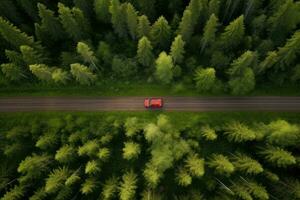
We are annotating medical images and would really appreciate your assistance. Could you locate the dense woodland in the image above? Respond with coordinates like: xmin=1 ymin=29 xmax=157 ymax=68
xmin=0 ymin=114 xmax=299 ymax=199
xmin=0 ymin=0 xmax=300 ymax=94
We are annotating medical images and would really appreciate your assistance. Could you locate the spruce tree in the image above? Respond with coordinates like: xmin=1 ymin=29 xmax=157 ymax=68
xmin=170 ymin=35 xmax=185 ymax=64
xmin=55 ymin=145 xmax=76 ymax=163
xmin=52 ymin=69 xmax=69 ymax=85
xmin=109 ymin=0 xmax=127 ymax=38
xmin=220 ymin=15 xmax=245 ymax=49
xmin=137 ymin=15 xmax=151 ymax=39
xmin=186 ymin=0 xmax=200 ymax=26
xmin=200 ymin=125 xmax=217 ymax=141
xmin=224 ymin=121 xmax=256 ymax=143
xmin=101 ymin=177 xmax=118 ymax=200
xmin=125 ymin=117 xmax=140 ymax=137
xmin=150 ymin=16 xmax=171 ymax=50
xmin=258 ymin=51 xmax=279 ymax=74
xmin=232 ymin=153 xmax=263 ymax=175
xmin=208 ymin=0 xmax=220 ymax=16
xmin=5 ymin=50 xmax=25 ymax=67
xmin=94 ymin=0 xmax=111 ymax=23
xmin=37 ymin=3 xmax=65 ymax=41
xmin=155 ymin=52 xmax=174 ymax=84
xmin=0 ymin=17 xmax=34 ymax=49
xmin=194 ymin=68 xmax=217 ymax=93
xmin=123 ymin=142 xmax=141 ymax=160
xmin=70 ymin=63 xmax=97 ymax=86
xmin=20 ymin=45 xmax=45 ymax=65
xmin=1 ymin=63 xmax=25 ymax=82
xmin=81 ymin=178 xmax=97 ymax=195
xmin=201 ymin=14 xmax=219 ymax=53
xmin=45 ymin=167 xmax=71 ymax=194
xmin=77 ymin=42 xmax=99 ymax=71
xmin=119 ymin=171 xmax=137 ymax=200
xmin=85 ymin=160 xmax=101 ymax=174
xmin=137 ymin=36 xmax=154 ymax=67
xmin=208 ymin=154 xmax=235 ymax=176
xmin=29 ymin=64 xmax=53 ymax=82
xmin=185 ymin=153 xmax=205 ymax=177
xmin=126 ymin=3 xmax=138 ymax=40
xmin=178 ymin=9 xmax=193 ymax=42
xmin=17 ymin=0 xmax=39 ymax=21
xmin=176 ymin=168 xmax=192 ymax=186
xmin=260 ymin=146 xmax=296 ymax=167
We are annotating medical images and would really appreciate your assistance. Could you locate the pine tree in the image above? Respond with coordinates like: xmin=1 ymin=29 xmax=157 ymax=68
xmin=77 ymin=139 xmax=99 ymax=157
xmin=70 ymin=63 xmax=97 ymax=86
xmin=137 ymin=15 xmax=151 ymax=39
xmin=125 ymin=117 xmax=140 ymax=137
xmin=232 ymin=153 xmax=263 ymax=175
xmin=109 ymin=0 xmax=127 ymax=38
xmin=224 ymin=121 xmax=256 ymax=142
xmin=143 ymin=164 xmax=161 ymax=188
xmin=94 ymin=0 xmax=111 ymax=23
xmin=85 ymin=160 xmax=101 ymax=174
xmin=0 ymin=17 xmax=35 ymax=49
xmin=77 ymin=42 xmax=99 ymax=71
xmin=1 ymin=63 xmax=25 ymax=82
xmin=208 ymin=154 xmax=235 ymax=175
xmin=65 ymin=171 xmax=81 ymax=186
xmin=1 ymin=185 xmax=25 ymax=200
xmin=170 ymin=35 xmax=185 ymax=64
xmin=123 ymin=142 xmax=141 ymax=160
xmin=137 ymin=0 xmax=156 ymax=21
xmin=150 ymin=16 xmax=171 ymax=50
xmin=126 ymin=3 xmax=138 ymax=40
xmin=155 ymin=52 xmax=174 ymax=84
xmin=29 ymin=64 xmax=52 ymax=82
xmin=97 ymin=41 xmax=112 ymax=66
xmin=119 ymin=171 xmax=137 ymax=200
xmin=55 ymin=145 xmax=76 ymax=163
xmin=208 ymin=0 xmax=220 ymax=16
xmin=52 ymin=69 xmax=69 ymax=85
xmin=177 ymin=9 xmax=193 ymax=42
xmin=98 ymin=147 xmax=110 ymax=161
xmin=141 ymin=190 xmax=163 ymax=200
xmin=176 ymin=168 xmax=192 ymax=186
xmin=37 ymin=3 xmax=65 ymax=41
xmin=186 ymin=0 xmax=200 ymax=26
xmin=20 ymin=45 xmax=45 ymax=65
xmin=258 ymin=51 xmax=279 ymax=74
xmin=268 ymin=0 xmax=300 ymax=44
xmin=260 ymin=146 xmax=296 ymax=167
xmin=137 ymin=36 xmax=154 ymax=67
xmin=246 ymin=180 xmax=269 ymax=200
xmin=81 ymin=178 xmax=97 ymax=195
xmin=17 ymin=0 xmax=39 ymax=21
xmin=201 ymin=14 xmax=219 ymax=53
xmin=194 ymin=68 xmax=217 ymax=93
xmin=220 ymin=15 xmax=245 ymax=49
xmin=200 ymin=125 xmax=217 ymax=141
xmin=185 ymin=153 xmax=205 ymax=177
xmin=101 ymin=176 xmax=118 ymax=200
xmin=45 ymin=167 xmax=71 ymax=194
xmin=5 ymin=50 xmax=26 ymax=67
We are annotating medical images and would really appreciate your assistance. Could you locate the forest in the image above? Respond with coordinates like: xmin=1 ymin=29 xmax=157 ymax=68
xmin=0 ymin=0 xmax=300 ymax=95
xmin=0 ymin=113 xmax=299 ymax=200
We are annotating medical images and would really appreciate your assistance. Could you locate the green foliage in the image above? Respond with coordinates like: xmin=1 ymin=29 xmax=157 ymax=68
xmin=35 ymin=132 xmax=58 ymax=150
xmin=98 ymin=147 xmax=110 ymax=161
xmin=178 ymin=9 xmax=193 ymax=42
xmin=65 ymin=171 xmax=81 ymax=186
xmin=201 ymin=14 xmax=219 ymax=53
xmin=124 ymin=117 xmax=140 ymax=137
xmin=55 ymin=145 xmax=76 ymax=163
xmin=137 ymin=15 xmax=151 ymax=39
xmin=1 ymin=185 xmax=25 ymax=200
xmin=150 ymin=16 xmax=171 ymax=50
xmin=1 ymin=63 xmax=24 ymax=81
xmin=52 ymin=69 xmax=70 ymax=85
xmin=224 ymin=121 xmax=256 ymax=143
xmin=185 ymin=153 xmax=205 ymax=177
xmin=85 ymin=160 xmax=101 ymax=174
xmin=176 ymin=168 xmax=192 ymax=187
xmin=45 ymin=167 xmax=70 ymax=193
xmin=94 ymin=0 xmax=111 ymax=23
xmin=123 ymin=142 xmax=141 ymax=160
xmin=109 ymin=0 xmax=127 ymax=38
xmin=208 ymin=154 xmax=235 ymax=175
xmin=126 ymin=3 xmax=138 ymax=40
xmin=29 ymin=64 xmax=52 ymax=82
xmin=81 ymin=178 xmax=97 ymax=195
xmin=78 ymin=139 xmax=99 ymax=157
xmin=77 ymin=42 xmax=99 ymax=70
xmin=20 ymin=45 xmax=45 ymax=65
xmin=194 ymin=67 xmax=217 ymax=93
xmin=170 ymin=35 xmax=185 ymax=64
xmin=137 ymin=36 xmax=154 ymax=67
xmin=155 ymin=52 xmax=174 ymax=84
xmin=101 ymin=176 xmax=118 ymax=200
xmin=232 ymin=153 xmax=263 ymax=175
xmin=260 ymin=146 xmax=296 ymax=167
xmin=200 ymin=125 xmax=217 ymax=141
xmin=119 ymin=171 xmax=137 ymax=200
xmin=112 ymin=56 xmax=138 ymax=79
xmin=70 ymin=63 xmax=97 ymax=85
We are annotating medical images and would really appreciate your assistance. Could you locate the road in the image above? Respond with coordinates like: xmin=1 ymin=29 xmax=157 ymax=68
xmin=1 ymin=97 xmax=300 ymax=112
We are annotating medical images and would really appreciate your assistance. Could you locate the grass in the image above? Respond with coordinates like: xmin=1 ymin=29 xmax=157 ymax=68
xmin=0 ymin=80 xmax=300 ymax=97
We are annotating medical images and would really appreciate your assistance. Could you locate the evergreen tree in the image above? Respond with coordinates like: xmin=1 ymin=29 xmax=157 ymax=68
xmin=137 ymin=36 xmax=154 ymax=67
xmin=70 ymin=63 xmax=97 ymax=86
xmin=17 ymin=0 xmax=39 ymax=21
xmin=20 ymin=45 xmax=45 ymax=65
xmin=77 ymin=139 xmax=99 ymax=157
xmin=125 ymin=117 xmax=140 ymax=137
xmin=224 ymin=121 xmax=256 ymax=143
xmin=201 ymin=14 xmax=219 ymax=53
xmin=170 ymin=35 xmax=185 ymax=64
xmin=220 ymin=15 xmax=245 ymax=49
xmin=176 ymin=168 xmax=192 ymax=186
xmin=1 ymin=63 xmax=25 ymax=82
xmin=208 ymin=154 xmax=235 ymax=176
xmin=52 ymin=69 xmax=70 ymax=85
xmin=109 ymin=0 xmax=127 ymax=38
xmin=260 ymin=146 xmax=296 ymax=167
xmin=37 ymin=3 xmax=65 ymax=41
xmin=185 ymin=153 xmax=205 ymax=177
xmin=200 ymin=125 xmax=217 ymax=141
xmin=98 ymin=147 xmax=110 ymax=161
xmin=1 ymin=185 xmax=25 ymax=200
xmin=178 ymin=9 xmax=193 ymax=42
xmin=85 ymin=160 xmax=101 ymax=174
xmin=137 ymin=0 xmax=156 ymax=21
xmin=29 ymin=64 xmax=53 ymax=82
xmin=150 ymin=16 xmax=171 ymax=50
xmin=0 ymin=17 xmax=34 ymax=49
xmin=126 ymin=3 xmax=138 ymax=40
xmin=55 ymin=145 xmax=76 ymax=163
xmin=101 ymin=176 xmax=118 ymax=200
xmin=97 ymin=41 xmax=112 ymax=66
xmin=208 ymin=0 xmax=220 ymax=17
xmin=137 ymin=15 xmax=151 ymax=39
xmin=81 ymin=178 xmax=97 ymax=195
xmin=232 ymin=153 xmax=263 ymax=175
xmin=45 ymin=167 xmax=71 ymax=193
xmin=194 ymin=67 xmax=217 ymax=93
xmin=5 ymin=50 xmax=26 ymax=68
xmin=268 ymin=0 xmax=300 ymax=44
xmin=77 ymin=42 xmax=99 ymax=71
xmin=123 ymin=142 xmax=141 ymax=160
xmin=119 ymin=171 xmax=137 ymax=200
xmin=94 ymin=0 xmax=111 ymax=23
xmin=186 ymin=0 xmax=200 ymax=26
xmin=258 ymin=51 xmax=279 ymax=74
xmin=65 ymin=171 xmax=81 ymax=186
xmin=155 ymin=52 xmax=174 ymax=84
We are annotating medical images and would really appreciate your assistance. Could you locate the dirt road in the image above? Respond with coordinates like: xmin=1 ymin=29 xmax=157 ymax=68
xmin=1 ymin=97 xmax=300 ymax=112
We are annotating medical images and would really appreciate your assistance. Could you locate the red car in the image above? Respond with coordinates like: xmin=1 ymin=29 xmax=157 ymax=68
xmin=144 ymin=98 xmax=163 ymax=109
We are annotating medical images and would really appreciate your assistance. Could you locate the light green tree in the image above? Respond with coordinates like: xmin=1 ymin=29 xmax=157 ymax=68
xmin=55 ymin=145 xmax=76 ymax=163
xmin=170 ymin=35 xmax=185 ymax=64
xmin=220 ymin=15 xmax=245 ymax=49
xmin=119 ymin=171 xmax=137 ymax=200
xmin=109 ymin=0 xmax=127 ymax=38
xmin=155 ymin=52 xmax=174 ymax=84
xmin=98 ymin=147 xmax=110 ymax=161
xmin=123 ymin=142 xmax=141 ymax=160
xmin=137 ymin=36 xmax=154 ymax=67
xmin=258 ymin=51 xmax=279 ymax=74
xmin=45 ymin=167 xmax=71 ymax=193
xmin=52 ymin=69 xmax=69 ymax=85
xmin=232 ymin=153 xmax=263 ymax=175
xmin=85 ymin=160 xmax=101 ymax=174
xmin=176 ymin=168 xmax=192 ymax=187
xmin=20 ymin=45 xmax=45 ymax=65
xmin=194 ymin=67 xmax=217 ymax=93
xmin=81 ymin=178 xmax=97 ymax=195
xmin=177 ymin=9 xmax=193 ymax=42
xmin=1 ymin=63 xmax=24 ymax=81
xmin=101 ymin=176 xmax=118 ymax=200
xmin=186 ymin=0 xmax=200 ymax=26
xmin=201 ymin=14 xmax=219 ymax=53
xmin=77 ymin=42 xmax=99 ymax=71
xmin=224 ymin=121 xmax=256 ymax=142
xmin=29 ymin=64 xmax=52 ymax=82
xmin=70 ymin=63 xmax=97 ymax=85
xmin=185 ymin=153 xmax=205 ymax=177
xmin=77 ymin=140 xmax=99 ymax=157
xmin=137 ymin=15 xmax=151 ymax=38
xmin=260 ymin=146 xmax=296 ymax=167
xmin=208 ymin=154 xmax=235 ymax=175
xmin=150 ymin=16 xmax=171 ymax=50
xmin=126 ymin=3 xmax=138 ymax=40
xmin=125 ymin=117 xmax=140 ymax=137
xmin=200 ymin=125 xmax=217 ymax=141
xmin=94 ymin=0 xmax=111 ymax=23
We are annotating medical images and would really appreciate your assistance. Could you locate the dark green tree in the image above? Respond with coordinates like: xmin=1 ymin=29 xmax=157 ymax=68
xmin=137 ymin=15 xmax=151 ymax=39
xmin=137 ymin=36 xmax=154 ymax=67
xmin=170 ymin=35 xmax=185 ymax=64
xmin=109 ymin=0 xmax=127 ymax=38
xmin=177 ymin=9 xmax=193 ymax=42
xmin=150 ymin=16 xmax=171 ymax=50
xmin=201 ymin=14 xmax=219 ymax=53
xmin=94 ymin=0 xmax=111 ymax=23
xmin=126 ymin=3 xmax=138 ymax=40
xmin=1 ymin=63 xmax=25 ymax=82
xmin=194 ymin=67 xmax=217 ymax=93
